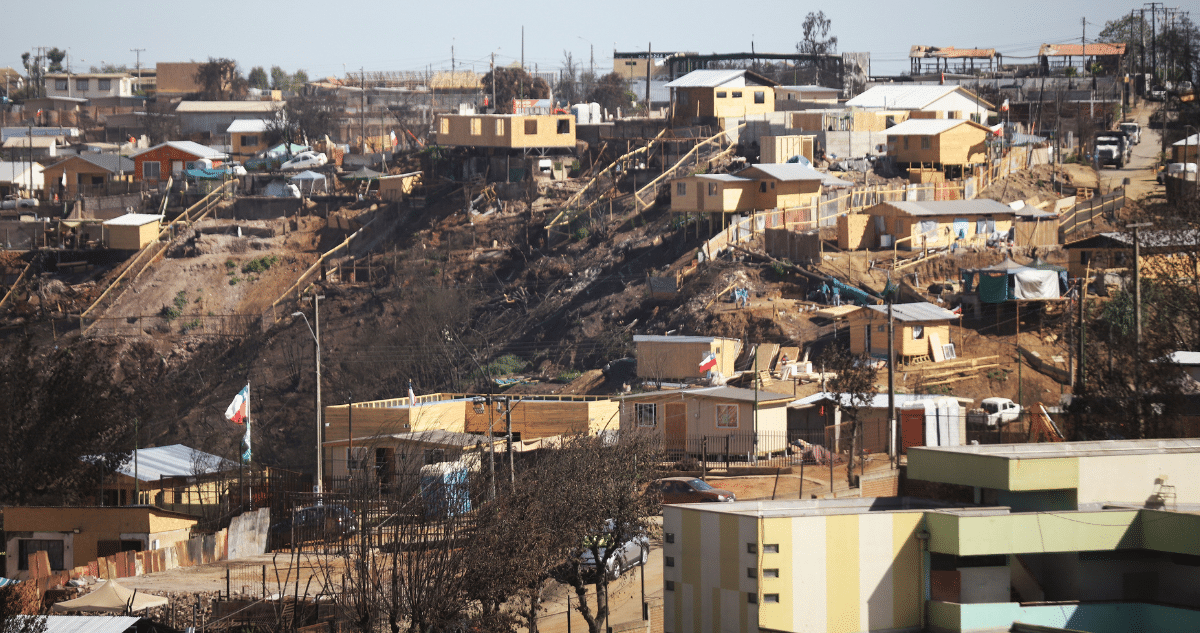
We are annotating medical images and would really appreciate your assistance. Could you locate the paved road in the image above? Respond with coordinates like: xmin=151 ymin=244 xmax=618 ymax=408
xmin=1097 ymin=102 xmax=1163 ymax=201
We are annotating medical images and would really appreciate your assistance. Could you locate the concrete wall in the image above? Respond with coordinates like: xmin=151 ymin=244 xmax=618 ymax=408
xmin=226 ymin=507 xmax=270 ymax=560
xmin=930 ymin=600 xmax=1200 ymax=633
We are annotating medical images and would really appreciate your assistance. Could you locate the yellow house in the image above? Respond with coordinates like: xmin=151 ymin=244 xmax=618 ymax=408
xmin=620 ymin=386 xmax=794 ymax=457
xmin=884 ymin=118 xmax=992 ymax=171
xmin=667 ymin=69 xmax=777 ymax=126
xmin=89 ymin=444 xmax=238 ymax=513
xmin=634 ymin=335 xmax=742 ymax=381
xmin=846 ymin=302 xmax=957 ymax=361
xmin=226 ymin=119 xmax=270 ymax=161
xmin=4 ymin=506 xmax=197 ymax=580
xmin=102 ymin=214 xmax=161 ymax=250
xmin=670 ymin=164 xmax=828 ymax=217
xmin=378 ymin=171 xmax=422 ymax=202
xmin=435 ymin=114 xmax=576 ymax=149
xmin=861 ymin=199 xmax=1015 ymax=250
xmin=463 ymin=396 xmax=620 ymax=440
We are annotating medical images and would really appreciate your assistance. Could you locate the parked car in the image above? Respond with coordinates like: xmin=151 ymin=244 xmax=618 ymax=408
xmin=268 ymin=504 xmax=357 ymax=549
xmin=281 ymin=151 xmax=328 ymax=171
xmin=652 ymin=477 xmax=737 ymax=504
xmin=577 ymin=521 xmax=650 ymax=580
xmin=966 ymin=397 xmax=1022 ymax=426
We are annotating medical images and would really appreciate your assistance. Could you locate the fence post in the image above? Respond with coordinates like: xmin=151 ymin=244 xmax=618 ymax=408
xmin=725 ymin=435 xmax=730 ymax=470
xmin=226 ymin=568 xmax=230 ymax=599
xmin=701 ymin=437 xmax=708 ymax=478
xmin=262 ymin=564 xmax=266 ymax=599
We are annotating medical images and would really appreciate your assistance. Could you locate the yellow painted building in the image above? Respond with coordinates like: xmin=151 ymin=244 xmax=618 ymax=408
xmin=884 ymin=118 xmax=991 ymax=168
xmin=667 ymin=69 xmax=777 ymax=126
xmin=862 ymin=199 xmax=1015 ymax=251
xmin=669 ymin=164 xmax=825 ymax=217
xmin=435 ymin=114 xmax=576 ymax=149
xmin=846 ymin=302 xmax=957 ymax=360
xmin=4 ymin=506 xmax=197 ymax=579
xmin=102 ymin=213 xmax=162 ymax=250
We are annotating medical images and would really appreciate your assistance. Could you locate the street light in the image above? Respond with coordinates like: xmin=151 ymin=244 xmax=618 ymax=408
xmin=293 ymin=294 xmax=326 ymax=494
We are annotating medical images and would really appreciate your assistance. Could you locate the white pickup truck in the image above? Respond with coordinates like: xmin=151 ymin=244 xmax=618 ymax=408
xmin=966 ymin=397 xmax=1022 ymax=426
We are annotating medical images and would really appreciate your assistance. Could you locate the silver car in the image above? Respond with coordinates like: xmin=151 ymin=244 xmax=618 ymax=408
xmin=579 ymin=520 xmax=650 ymax=580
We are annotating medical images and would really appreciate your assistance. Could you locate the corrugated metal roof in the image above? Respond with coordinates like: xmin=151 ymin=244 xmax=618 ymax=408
xmin=41 ymin=615 xmax=141 ymax=633
xmin=329 ymin=429 xmax=486 ymax=448
xmin=175 ymin=101 xmax=285 ymax=113
xmin=847 ymin=85 xmax=959 ymax=109
xmin=739 ymin=163 xmax=826 ymax=182
xmin=634 ymin=335 xmax=728 ymax=344
xmin=102 ymin=213 xmax=161 ymax=227
xmin=226 ymin=118 xmax=271 ymax=133
xmin=48 ymin=154 xmax=134 ymax=173
xmin=3 ymin=136 xmax=59 ymax=148
xmin=131 ymin=141 xmax=224 ymax=159
xmin=883 ymin=118 xmax=972 ymax=136
xmin=91 ymin=444 xmax=236 ymax=481
xmin=695 ymin=174 xmax=750 ymax=182
xmin=879 ymin=198 xmax=1013 ymax=217
xmin=1173 ymin=134 xmax=1200 ymax=146
xmin=623 ymin=386 xmax=793 ymax=403
xmin=862 ymin=302 xmax=957 ymax=322
xmin=664 ymin=69 xmax=778 ymax=89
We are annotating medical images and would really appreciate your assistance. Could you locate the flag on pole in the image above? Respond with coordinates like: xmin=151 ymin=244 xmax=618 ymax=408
xmin=225 ymin=384 xmax=249 ymax=424
xmin=1001 ymin=98 xmax=1010 ymax=112
xmin=698 ymin=352 xmax=717 ymax=374
xmin=241 ymin=419 xmax=252 ymax=463
xmin=408 ymin=380 xmax=417 ymax=404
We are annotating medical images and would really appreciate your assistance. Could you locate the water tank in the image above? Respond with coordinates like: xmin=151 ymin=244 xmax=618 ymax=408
xmin=880 ymin=235 xmax=894 ymax=248
xmin=570 ymin=104 xmax=588 ymax=125
xmin=590 ymin=102 xmax=602 ymax=123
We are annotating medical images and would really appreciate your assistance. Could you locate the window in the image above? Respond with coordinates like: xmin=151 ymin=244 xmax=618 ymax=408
xmin=877 ymin=325 xmax=886 ymax=332
xmin=98 ymin=79 xmax=111 ymax=91
xmin=913 ymin=325 xmax=925 ymax=340
xmin=557 ymin=119 xmax=571 ymax=134
xmin=241 ymin=135 xmax=258 ymax=147
xmin=716 ymin=404 xmax=738 ymax=428
xmin=769 ymin=182 xmax=775 ymax=189
xmin=903 ymin=136 xmax=910 ymax=150
xmin=763 ymin=544 xmax=779 ymax=554
xmin=747 ymin=593 xmax=757 ymax=604
xmin=470 ymin=118 xmax=482 ymax=135
xmin=754 ymin=91 xmax=765 ymax=104
xmin=763 ymin=569 xmax=779 ymax=578
xmin=55 ymin=79 xmax=68 ymax=91
xmin=524 ymin=119 xmax=538 ymax=134
xmin=747 ymin=543 xmax=757 ymax=554
xmin=347 ymin=447 xmax=367 ymax=470
xmin=921 ymin=136 xmax=931 ymax=150
xmin=759 ymin=182 xmax=767 ymax=193
xmin=708 ymin=182 xmax=718 ymax=196
xmin=495 ymin=119 xmax=505 ymax=135
xmin=665 ymin=556 xmax=675 ymax=567
xmin=716 ymin=91 xmax=727 ymax=98
xmin=678 ymin=91 xmax=689 ymax=106
xmin=732 ymin=91 xmax=743 ymax=98
xmin=635 ymin=403 xmax=657 ymax=427
xmin=77 ymin=78 xmax=89 ymax=91
xmin=665 ymin=580 xmax=675 ymax=591
xmin=886 ymin=115 xmax=896 ymax=128
xmin=439 ymin=118 xmax=450 ymax=135
xmin=665 ymin=532 xmax=674 ymax=543
xmin=18 ymin=539 xmax=64 ymax=571
xmin=676 ymin=182 xmax=687 ymax=196
xmin=764 ymin=594 xmax=780 ymax=603
xmin=143 ymin=161 xmax=161 ymax=181
xmin=746 ymin=567 xmax=757 ymax=578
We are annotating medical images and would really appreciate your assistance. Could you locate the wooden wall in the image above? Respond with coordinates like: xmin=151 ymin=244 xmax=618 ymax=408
xmin=848 ymin=311 xmax=952 ymax=358
xmin=764 ymin=227 xmax=821 ymax=264
xmin=637 ymin=338 xmax=740 ymax=379
xmin=838 ymin=213 xmax=873 ymax=250
xmin=463 ymin=399 xmax=619 ymax=439
xmin=760 ymin=135 xmax=815 ymax=163
xmin=1014 ymin=220 xmax=1059 ymax=247
xmin=436 ymin=114 xmax=576 ymax=148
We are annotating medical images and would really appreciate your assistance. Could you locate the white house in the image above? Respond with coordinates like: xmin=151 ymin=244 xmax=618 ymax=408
xmin=846 ymin=85 xmax=994 ymax=122
xmin=44 ymin=73 xmax=135 ymax=99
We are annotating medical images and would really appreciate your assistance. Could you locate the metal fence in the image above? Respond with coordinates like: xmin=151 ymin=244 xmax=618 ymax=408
xmin=661 ymin=421 xmax=889 ymax=471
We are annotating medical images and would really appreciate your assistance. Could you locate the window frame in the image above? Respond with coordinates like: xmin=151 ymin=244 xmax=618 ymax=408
xmin=707 ymin=182 xmax=718 ymax=196
xmin=731 ymin=91 xmax=743 ymax=98
xmin=524 ymin=119 xmax=538 ymax=135
xmin=913 ymin=325 xmax=925 ymax=340
xmin=763 ymin=544 xmax=779 ymax=554
xmin=764 ymin=594 xmax=780 ymax=603
xmin=763 ymin=568 xmax=779 ymax=578
xmin=55 ymin=78 xmax=68 ymax=91
xmin=676 ymin=182 xmax=687 ymax=196
xmin=921 ymin=136 xmax=931 ymax=150
xmin=753 ymin=91 xmax=765 ymax=104
xmin=715 ymin=91 xmax=727 ymax=99
xmin=635 ymin=403 xmax=657 ymax=428
xmin=76 ymin=78 xmax=90 ymax=91
xmin=142 ymin=161 xmax=161 ymax=181
xmin=557 ymin=119 xmax=571 ymax=134
xmin=18 ymin=539 xmax=65 ymax=571
xmin=716 ymin=404 xmax=739 ymax=429
xmin=97 ymin=78 xmax=112 ymax=91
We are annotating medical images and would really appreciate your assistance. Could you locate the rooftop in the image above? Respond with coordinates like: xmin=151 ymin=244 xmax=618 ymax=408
xmin=89 ymin=444 xmax=236 ymax=481
xmin=102 ymin=213 xmax=162 ymax=227
xmin=175 ymin=101 xmax=285 ymax=114
xmin=910 ymin=45 xmax=997 ymax=59
xmin=847 ymin=85 xmax=988 ymax=110
xmin=1039 ymin=42 xmax=1127 ymax=57
xmin=791 ymin=391 xmax=972 ymax=409
xmin=883 ymin=118 xmax=986 ymax=136
xmin=666 ymin=496 xmax=974 ymax=518
xmin=47 ymin=153 xmax=134 ymax=173
xmin=633 ymin=334 xmax=738 ymax=344
xmin=132 ymin=141 xmax=224 ymax=160
xmin=876 ymin=198 xmax=1014 ymax=217
xmin=325 ymin=429 xmax=486 ymax=448
xmin=664 ymin=69 xmax=777 ymax=89
xmin=226 ymin=118 xmax=271 ymax=134
xmin=912 ymin=437 xmax=1200 ymax=460
xmin=622 ymin=385 xmax=794 ymax=403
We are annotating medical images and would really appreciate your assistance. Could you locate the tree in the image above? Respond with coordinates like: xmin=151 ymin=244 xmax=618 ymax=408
xmin=480 ymin=66 xmax=550 ymax=114
xmin=293 ymin=69 xmax=309 ymax=88
xmin=194 ymin=58 xmax=248 ymax=100
xmin=266 ymin=93 xmax=340 ymax=147
xmin=89 ymin=63 xmax=128 ymax=73
xmin=585 ymin=73 xmax=633 ymax=117
xmin=269 ymin=66 xmax=290 ymax=91
xmin=818 ymin=343 xmax=877 ymax=487
xmin=247 ymin=66 xmax=269 ymax=90
xmin=144 ymin=98 xmax=180 ymax=145
xmin=557 ymin=51 xmax=580 ymax=104
xmin=796 ymin=11 xmax=838 ymax=56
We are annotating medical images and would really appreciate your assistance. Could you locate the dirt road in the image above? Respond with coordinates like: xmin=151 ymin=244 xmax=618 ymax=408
xmin=1097 ymin=102 xmax=1163 ymax=201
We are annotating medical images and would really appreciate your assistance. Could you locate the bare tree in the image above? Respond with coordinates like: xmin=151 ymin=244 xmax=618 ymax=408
xmin=818 ymin=343 xmax=877 ymax=486
xmin=194 ymin=58 xmax=248 ymax=100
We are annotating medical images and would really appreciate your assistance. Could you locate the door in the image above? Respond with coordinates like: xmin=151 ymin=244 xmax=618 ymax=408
xmin=864 ymin=325 xmax=872 ymax=355
xmin=665 ymin=403 xmax=687 ymax=459
xmin=172 ymin=160 xmax=185 ymax=175
xmin=900 ymin=408 xmax=925 ymax=453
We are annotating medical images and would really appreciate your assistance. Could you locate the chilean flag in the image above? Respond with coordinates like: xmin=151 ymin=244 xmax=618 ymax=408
xmin=698 ymin=352 xmax=717 ymax=374
xmin=225 ymin=384 xmax=249 ymax=424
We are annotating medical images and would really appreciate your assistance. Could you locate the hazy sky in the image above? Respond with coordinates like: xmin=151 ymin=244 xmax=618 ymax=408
xmin=3 ymin=1 xmax=1138 ymax=80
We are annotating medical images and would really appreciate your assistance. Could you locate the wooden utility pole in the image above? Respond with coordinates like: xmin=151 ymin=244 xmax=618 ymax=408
xmin=1128 ymin=222 xmax=1151 ymax=437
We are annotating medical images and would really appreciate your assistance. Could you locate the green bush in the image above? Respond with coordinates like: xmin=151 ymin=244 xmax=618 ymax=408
xmin=241 ymin=255 xmax=279 ymax=275
xmin=557 ymin=370 xmax=583 ymax=383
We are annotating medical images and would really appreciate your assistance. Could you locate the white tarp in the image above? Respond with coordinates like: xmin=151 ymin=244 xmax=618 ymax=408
xmin=1012 ymin=269 xmax=1060 ymax=300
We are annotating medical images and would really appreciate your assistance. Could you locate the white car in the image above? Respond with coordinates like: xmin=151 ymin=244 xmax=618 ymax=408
xmin=578 ymin=521 xmax=650 ymax=580
xmin=281 ymin=151 xmax=328 ymax=171
xmin=225 ymin=161 xmax=247 ymax=176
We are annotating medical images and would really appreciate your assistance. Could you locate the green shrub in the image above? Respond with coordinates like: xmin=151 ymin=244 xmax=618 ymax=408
xmin=241 ymin=255 xmax=279 ymax=275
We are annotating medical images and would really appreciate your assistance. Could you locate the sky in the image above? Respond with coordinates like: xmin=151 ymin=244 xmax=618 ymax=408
xmin=1 ymin=1 xmax=1141 ymax=81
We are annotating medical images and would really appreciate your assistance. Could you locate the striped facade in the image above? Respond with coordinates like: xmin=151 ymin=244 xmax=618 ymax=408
xmin=664 ymin=504 xmax=926 ymax=633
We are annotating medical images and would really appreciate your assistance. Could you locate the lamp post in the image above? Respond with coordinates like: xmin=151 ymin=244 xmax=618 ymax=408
xmin=293 ymin=294 xmax=326 ymax=494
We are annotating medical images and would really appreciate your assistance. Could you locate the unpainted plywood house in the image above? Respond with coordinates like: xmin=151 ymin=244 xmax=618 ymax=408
xmin=435 ymin=114 xmax=576 ymax=149
xmin=666 ymin=69 xmax=777 ymax=126
xmin=846 ymin=302 xmax=957 ymax=361
xmin=103 ymin=214 xmax=161 ymax=250
xmin=669 ymin=163 xmax=832 ymax=218
xmin=619 ymin=386 xmax=794 ymax=455
xmin=884 ymin=118 xmax=992 ymax=172
xmin=635 ymin=335 xmax=741 ymax=381
xmin=858 ymin=198 xmax=1015 ymax=250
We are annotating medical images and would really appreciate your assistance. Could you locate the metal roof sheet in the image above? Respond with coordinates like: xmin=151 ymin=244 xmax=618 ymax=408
xmin=883 ymin=118 xmax=974 ymax=136
xmin=102 ymin=444 xmax=237 ymax=481
xmin=791 ymin=391 xmax=970 ymax=409
xmin=739 ymin=163 xmax=826 ymax=182
xmin=0 ymin=161 xmax=41 ymax=181
xmin=665 ymin=69 xmax=775 ymax=89
xmin=102 ymin=213 xmax=161 ymax=227
xmin=175 ymin=101 xmax=285 ymax=113
xmin=48 ymin=154 xmax=134 ymax=173
xmin=3 ymin=136 xmax=59 ymax=148
xmin=862 ymin=302 xmax=957 ymax=322
xmin=878 ymin=198 xmax=1013 ymax=217
xmin=131 ymin=141 xmax=224 ymax=160
xmin=41 ymin=615 xmax=141 ymax=633
xmin=1173 ymin=134 xmax=1199 ymax=146
xmin=225 ymin=118 xmax=271 ymax=133
xmin=623 ymin=385 xmax=793 ymax=403
xmin=695 ymin=173 xmax=750 ymax=182
xmin=634 ymin=335 xmax=731 ymax=344
xmin=1165 ymin=351 xmax=1200 ymax=366
xmin=847 ymin=85 xmax=960 ymax=109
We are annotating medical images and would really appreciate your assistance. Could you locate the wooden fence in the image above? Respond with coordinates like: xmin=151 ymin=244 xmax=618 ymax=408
xmin=1059 ymin=188 xmax=1125 ymax=238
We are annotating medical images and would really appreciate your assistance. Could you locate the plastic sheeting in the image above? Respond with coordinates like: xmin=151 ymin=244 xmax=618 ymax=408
xmin=1012 ymin=269 xmax=1061 ymax=300
xmin=978 ymin=273 xmax=1010 ymax=304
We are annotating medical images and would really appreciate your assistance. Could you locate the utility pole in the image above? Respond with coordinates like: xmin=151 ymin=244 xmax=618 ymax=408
xmin=1128 ymin=222 xmax=1152 ymax=438
xmin=130 ymin=48 xmax=144 ymax=93
xmin=490 ymin=53 xmax=496 ymax=112
xmin=887 ymin=291 xmax=896 ymax=467
xmin=521 ymin=26 xmax=525 ymax=71
xmin=360 ymin=68 xmax=366 ymax=153
xmin=646 ymin=42 xmax=652 ymax=113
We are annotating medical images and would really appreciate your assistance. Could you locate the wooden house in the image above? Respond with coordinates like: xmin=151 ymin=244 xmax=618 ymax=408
xmin=435 ymin=114 xmax=576 ymax=150
xmin=102 ymin=214 xmax=161 ymax=250
xmin=323 ymin=396 xmax=468 ymax=446
xmin=324 ymin=429 xmax=485 ymax=486
xmin=4 ymin=506 xmax=197 ymax=579
xmin=790 ymin=109 xmax=908 ymax=133
xmin=847 ymin=302 xmax=958 ymax=362
xmin=1172 ymin=133 xmax=1198 ymax=163
xmin=666 ymin=69 xmax=777 ymax=126
xmin=846 ymin=85 xmax=993 ymax=122
xmin=858 ymin=198 xmax=1015 ymax=250
xmin=0 ymin=160 xmax=44 ymax=197
xmin=774 ymin=85 xmax=839 ymax=108
xmin=1063 ymin=230 xmax=1200 ymax=281
xmin=759 ymin=135 xmax=816 ymax=164
xmin=85 ymin=444 xmax=237 ymax=513
xmin=378 ymin=171 xmax=422 ymax=202
xmin=463 ymin=396 xmax=620 ymax=440
xmin=884 ymin=118 xmax=992 ymax=172
xmin=226 ymin=119 xmax=270 ymax=161
xmin=669 ymin=163 xmax=829 ymax=218
xmin=634 ymin=335 xmax=741 ymax=381
xmin=131 ymin=141 xmax=224 ymax=182
xmin=41 ymin=154 xmax=134 ymax=199
xmin=619 ymin=386 xmax=794 ymax=457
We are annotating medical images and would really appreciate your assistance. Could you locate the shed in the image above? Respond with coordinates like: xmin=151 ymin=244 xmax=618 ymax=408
xmin=102 ymin=214 xmax=161 ymax=250
xmin=620 ymin=386 xmax=795 ymax=457
xmin=846 ymin=302 xmax=958 ymax=362
xmin=84 ymin=444 xmax=237 ymax=509
xmin=861 ymin=198 xmax=1015 ymax=250
xmin=883 ymin=118 xmax=992 ymax=170
xmin=378 ymin=171 xmax=422 ymax=202
xmin=1063 ymin=230 xmax=1200 ymax=280
xmin=634 ymin=335 xmax=742 ymax=381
